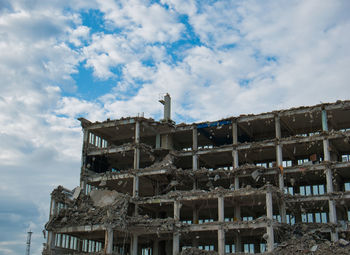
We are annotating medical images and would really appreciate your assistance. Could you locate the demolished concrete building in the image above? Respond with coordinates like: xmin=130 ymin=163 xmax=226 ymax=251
xmin=44 ymin=97 xmax=350 ymax=254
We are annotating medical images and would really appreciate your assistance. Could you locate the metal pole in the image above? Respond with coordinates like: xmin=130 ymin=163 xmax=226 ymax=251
xmin=26 ymin=230 xmax=33 ymax=255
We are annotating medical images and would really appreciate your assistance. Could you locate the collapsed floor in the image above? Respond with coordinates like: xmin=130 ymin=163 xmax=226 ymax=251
xmin=44 ymin=100 xmax=350 ymax=254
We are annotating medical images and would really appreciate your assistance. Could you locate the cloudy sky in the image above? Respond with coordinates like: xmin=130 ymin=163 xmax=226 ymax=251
xmin=0 ymin=0 xmax=349 ymax=254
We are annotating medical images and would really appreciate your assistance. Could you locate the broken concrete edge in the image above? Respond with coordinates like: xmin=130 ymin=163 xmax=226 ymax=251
xmin=78 ymin=100 xmax=350 ymax=131
xmin=83 ymin=159 xmax=350 ymax=188
xmin=46 ymin=184 xmax=288 ymax=233
xmin=84 ymin=130 xmax=350 ymax=158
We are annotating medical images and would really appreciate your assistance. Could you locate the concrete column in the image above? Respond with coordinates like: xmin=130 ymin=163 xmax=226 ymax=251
xmin=153 ymin=240 xmax=159 ymax=255
xmin=266 ymin=190 xmax=274 ymax=252
xmin=80 ymin=179 xmax=87 ymax=194
xmin=322 ymin=109 xmax=338 ymax=240
xmin=192 ymin=205 xmax=199 ymax=247
xmin=193 ymin=127 xmax=198 ymax=170
xmin=275 ymin=116 xmax=284 ymax=189
xmin=232 ymin=120 xmax=240 ymax=193
xmin=232 ymin=120 xmax=238 ymax=144
xmin=235 ymin=234 xmax=241 ymax=253
xmin=81 ymin=129 xmax=89 ymax=165
xmin=232 ymin=120 xmax=239 ymax=169
xmin=80 ymin=129 xmax=89 ymax=191
xmin=217 ymin=196 xmax=225 ymax=254
xmin=232 ymin=150 xmax=239 ymax=169
xmin=133 ymin=147 xmax=140 ymax=170
xmin=279 ymin=201 xmax=287 ymax=224
xmin=234 ymin=176 xmax=239 ymax=190
xmin=323 ymin=114 xmax=334 ymax=193
xmin=134 ymin=203 xmax=139 ymax=216
xmin=133 ymin=175 xmax=139 ymax=198
xmin=134 ymin=121 xmax=140 ymax=170
xmin=161 ymin=134 xmax=173 ymax=150
xmin=218 ymin=197 xmax=224 ymax=222
xmin=49 ymin=198 xmax=56 ymax=217
xmin=173 ymin=232 xmax=180 ymax=255
xmin=325 ymin=167 xmax=333 ymax=193
xmin=47 ymin=231 xmax=55 ymax=250
xmin=323 ymin=139 xmax=331 ymax=162
xmin=329 ymin=199 xmax=339 ymax=241
xmin=156 ymin=134 xmax=161 ymax=149
xmin=275 ymin=116 xmax=286 ymax=223
xmin=174 ymin=200 xmax=181 ymax=221
xmin=104 ymin=228 xmax=113 ymax=254
xmin=132 ymin=234 xmax=138 ymax=255
xmin=218 ymin=227 xmax=225 ymax=255
xmin=173 ymin=200 xmax=181 ymax=254
xmin=234 ymin=204 xmax=241 ymax=251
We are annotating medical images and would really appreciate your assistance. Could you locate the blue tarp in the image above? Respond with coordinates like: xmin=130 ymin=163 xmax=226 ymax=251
xmin=197 ymin=120 xmax=231 ymax=129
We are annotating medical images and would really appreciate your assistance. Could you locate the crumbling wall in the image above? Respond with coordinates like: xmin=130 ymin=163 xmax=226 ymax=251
xmin=46 ymin=189 xmax=130 ymax=230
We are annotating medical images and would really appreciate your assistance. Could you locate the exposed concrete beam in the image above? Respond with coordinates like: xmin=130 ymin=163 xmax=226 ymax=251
xmin=177 ymin=131 xmax=350 ymax=157
xmin=188 ymin=221 xmax=271 ymax=232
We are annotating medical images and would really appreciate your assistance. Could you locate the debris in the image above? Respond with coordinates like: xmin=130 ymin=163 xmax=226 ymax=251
xmin=310 ymin=245 xmax=318 ymax=251
xmin=251 ymin=169 xmax=262 ymax=181
xmin=71 ymin=187 xmax=81 ymax=200
xmin=338 ymin=239 xmax=349 ymax=246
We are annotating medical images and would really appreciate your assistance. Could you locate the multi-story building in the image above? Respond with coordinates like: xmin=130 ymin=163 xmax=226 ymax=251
xmin=44 ymin=97 xmax=350 ymax=254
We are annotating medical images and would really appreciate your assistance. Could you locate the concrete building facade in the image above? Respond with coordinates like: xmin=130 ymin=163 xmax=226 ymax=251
xmin=44 ymin=99 xmax=350 ymax=254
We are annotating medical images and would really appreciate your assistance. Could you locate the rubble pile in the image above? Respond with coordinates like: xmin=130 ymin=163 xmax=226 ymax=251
xmin=46 ymin=189 xmax=130 ymax=230
xmin=128 ymin=215 xmax=178 ymax=233
xmin=144 ymin=153 xmax=177 ymax=170
xmin=51 ymin=186 xmax=71 ymax=203
xmin=271 ymin=224 xmax=350 ymax=255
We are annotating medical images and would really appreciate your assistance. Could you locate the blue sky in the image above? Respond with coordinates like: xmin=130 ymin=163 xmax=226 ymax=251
xmin=0 ymin=0 xmax=350 ymax=254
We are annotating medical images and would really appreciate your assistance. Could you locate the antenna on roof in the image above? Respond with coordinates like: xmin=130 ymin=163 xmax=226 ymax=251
xmin=26 ymin=230 xmax=33 ymax=255
xmin=159 ymin=93 xmax=171 ymax=122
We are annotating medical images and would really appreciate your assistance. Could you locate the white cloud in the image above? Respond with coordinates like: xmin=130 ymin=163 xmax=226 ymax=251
xmin=0 ymin=1 xmax=86 ymax=254
xmin=69 ymin=25 xmax=90 ymax=46
xmin=160 ymin=0 xmax=197 ymax=16
xmin=97 ymin=0 xmax=184 ymax=43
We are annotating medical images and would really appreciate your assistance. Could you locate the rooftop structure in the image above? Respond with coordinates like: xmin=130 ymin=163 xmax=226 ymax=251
xmin=44 ymin=99 xmax=350 ymax=254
